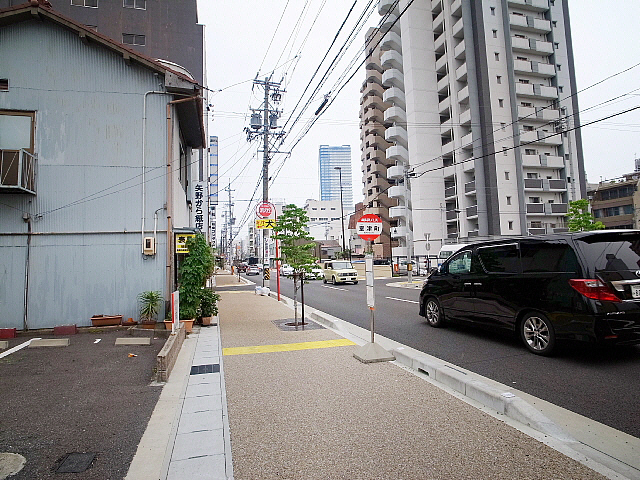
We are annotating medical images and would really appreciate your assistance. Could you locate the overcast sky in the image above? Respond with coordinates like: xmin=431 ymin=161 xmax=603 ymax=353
xmin=197 ymin=0 xmax=640 ymax=238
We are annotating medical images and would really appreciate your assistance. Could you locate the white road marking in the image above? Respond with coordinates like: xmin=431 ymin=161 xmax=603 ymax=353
xmin=322 ymin=285 xmax=348 ymax=291
xmin=94 ymin=339 xmax=101 ymax=344
xmin=385 ymin=296 xmax=419 ymax=304
xmin=0 ymin=338 xmax=41 ymax=360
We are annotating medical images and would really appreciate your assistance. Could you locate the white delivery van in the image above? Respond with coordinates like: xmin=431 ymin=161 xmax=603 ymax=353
xmin=436 ymin=244 xmax=466 ymax=268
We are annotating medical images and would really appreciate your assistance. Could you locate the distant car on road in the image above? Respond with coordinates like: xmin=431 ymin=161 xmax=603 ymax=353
xmin=322 ymin=260 xmax=358 ymax=285
xmin=306 ymin=266 xmax=324 ymax=280
xmin=395 ymin=259 xmax=417 ymax=276
xmin=419 ymin=230 xmax=640 ymax=356
xmin=281 ymin=264 xmax=294 ymax=276
xmin=246 ymin=265 xmax=261 ymax=276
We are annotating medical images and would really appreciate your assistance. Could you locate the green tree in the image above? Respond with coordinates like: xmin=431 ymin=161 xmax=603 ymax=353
xmin=178 ymin=233 xmax=215 ymax=319
xmin=567 ymin=199 xmax=605 ymax=232
xmin=272 ymin=204 xmax=317 ymax=325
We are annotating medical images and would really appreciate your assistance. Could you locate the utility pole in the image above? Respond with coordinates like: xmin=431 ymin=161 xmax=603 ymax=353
xmin=223 ymin=182 xmax=234 ymax=266
xmin=245 ymin=76 xmax=286 ymax=284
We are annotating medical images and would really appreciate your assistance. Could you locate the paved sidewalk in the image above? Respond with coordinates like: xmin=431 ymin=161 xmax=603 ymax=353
xmin=126 ymin=272 xmax=628 ymax=479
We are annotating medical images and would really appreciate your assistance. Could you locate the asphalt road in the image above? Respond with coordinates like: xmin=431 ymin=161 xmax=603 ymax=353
xmin=262 ymin=273 xmax=640 ymax=439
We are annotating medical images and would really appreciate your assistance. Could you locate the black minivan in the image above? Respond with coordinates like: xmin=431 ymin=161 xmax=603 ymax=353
xmin=419 ymin=230 xmax=640 ymax=355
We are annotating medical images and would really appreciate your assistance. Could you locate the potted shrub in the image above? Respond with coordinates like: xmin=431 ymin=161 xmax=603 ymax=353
xmin=178 ymin=233 xmax=215 ymax=333
xmin=199 ymin=288 xmax=220 ymax=326
xmin=138 ymin=290 xmax=162 ymax=329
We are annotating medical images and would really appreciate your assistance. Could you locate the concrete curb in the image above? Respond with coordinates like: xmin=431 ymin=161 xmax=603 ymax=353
xmin=155 ymin=323 xmax=186 ymax=382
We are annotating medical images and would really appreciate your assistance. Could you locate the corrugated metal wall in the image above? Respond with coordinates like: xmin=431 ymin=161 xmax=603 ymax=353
xmin=0 ymin=20 xmax=188 ymax=329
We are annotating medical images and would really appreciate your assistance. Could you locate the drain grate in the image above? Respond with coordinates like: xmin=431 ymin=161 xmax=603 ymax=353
xmin=190 ymin=364 xmax=220 ymax=375
xmin=271 ymin=318 xmax=324 ymax=331
xmin=56 ymin=452 xmax=96 ymax=473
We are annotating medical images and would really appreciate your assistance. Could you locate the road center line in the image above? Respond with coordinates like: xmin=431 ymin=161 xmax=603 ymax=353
xmin=322 ymin=285 xmax=348 ymax=291
xmin=385 ymin=296 xmax=419 ymax=304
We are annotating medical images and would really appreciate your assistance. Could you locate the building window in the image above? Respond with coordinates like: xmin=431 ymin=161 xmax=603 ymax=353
xmin=508 ymin=221 xmax=513 ymax=230
xmin=0 ymin=79 xmax=8 ymax=92
xmin=503 ymin=146 xmax=508 ymax=156
xmin=124 ymin=0 xmax=146 ymax=9
xmin=505 ymin=171 xmax=510 ymax=181
xmin=552 ymin=20 xmax=557 ymax=27
xmin=558 ymin=86 xmax=563 ymax=93
xmin=497 ymin=75 xmax=502 ymax=84
xmin=501 ymin=122 xmax=506 ymax=130
xmin=556 ymin=64 xmax=561 ymax=71
xmin=122 ymin=33 xmax=145 ymax=46
xmin=495 ymin=52 xmax=500 ymax=61
xmin=490 ymin=6 xmax=495 ymax=15
xmin=554 ymin=42 xmax=559 ymax=49
xmin=71 ymin=0 xmax=97 ymax=7
xmin=499 ymin=98 xmax=504 ymax=107
xmin=492 ymin=29 xmax=497 ymax=38
xmin=506 ymin=196 xmax=511 ymax=205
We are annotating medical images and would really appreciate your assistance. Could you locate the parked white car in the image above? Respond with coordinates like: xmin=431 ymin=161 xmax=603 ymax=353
xmin=281 ymin=264 xmax=294 ymax=276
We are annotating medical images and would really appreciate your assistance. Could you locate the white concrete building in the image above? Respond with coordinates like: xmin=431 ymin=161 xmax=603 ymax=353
xmin=375 ymin=0 xmax=585 ymax=257
xmin=303 ymin=199 xmax=351 ymax=252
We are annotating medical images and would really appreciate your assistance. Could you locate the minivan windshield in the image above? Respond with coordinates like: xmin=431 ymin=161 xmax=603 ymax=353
xmin=331 ymin=261 xmax=353 ymax=269
xmin=577 ymin=232 xmax=640 ymax=272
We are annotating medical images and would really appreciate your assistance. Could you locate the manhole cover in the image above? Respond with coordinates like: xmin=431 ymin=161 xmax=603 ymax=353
xmin=190 ymin=364 xmax=220 ymax=375
xmin=56 ymin=453 xmax=96 ymax=473
xmin=271 ymin=319 xmax=324 ymax=331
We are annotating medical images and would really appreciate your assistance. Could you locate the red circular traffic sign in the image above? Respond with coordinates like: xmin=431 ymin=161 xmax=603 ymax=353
xmin=357 ymin=214 xmax=382 ymax=241
xmin=256 ymin=202 xmax=275 ymax=219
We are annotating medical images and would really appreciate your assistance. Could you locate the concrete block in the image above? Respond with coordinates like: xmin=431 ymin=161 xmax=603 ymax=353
xmin=434 ymin=364 xmax=468 ymax=395
xmin=29 ymin=338 xmax=70 ymax=347
xmin=466 ymin=380 xmax=506 ymax=414
xmin=115 ymin=337 xmax=151 ymax=345
xmin=504 ymin=396 xmax=575 ymax=442
xmin=54 ymin=325 xmax=77 ymax=335
xmin=0 ymin=328 xmax=17 ymax=339
xmin=0 ymin=341 xmax=8 ymax=350
xmin=392 ymin=347 xmax=413 ymax=368
xmin=414 ymin=355 xmax=445 ymax=378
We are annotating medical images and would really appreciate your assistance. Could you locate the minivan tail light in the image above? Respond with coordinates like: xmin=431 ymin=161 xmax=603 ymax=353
xmin=569 ymin=279 xmax=620 ymax=302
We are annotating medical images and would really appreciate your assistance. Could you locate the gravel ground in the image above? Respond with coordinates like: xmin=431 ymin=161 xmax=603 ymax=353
xmin=0 ymin=329 xmax=164 ymax=480
xmin=219 ymin=290 xmax=606 ymax=480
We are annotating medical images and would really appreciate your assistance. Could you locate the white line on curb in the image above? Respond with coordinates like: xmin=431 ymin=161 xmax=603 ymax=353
xmin=0 ymin=338 xmax=41 ymax=359
xmin=385 ymin=296 xmax=419 ymax=304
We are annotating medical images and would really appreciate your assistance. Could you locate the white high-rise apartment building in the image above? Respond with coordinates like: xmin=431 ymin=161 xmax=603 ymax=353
xmin=374 ymin=0 xmax=585 ymax=258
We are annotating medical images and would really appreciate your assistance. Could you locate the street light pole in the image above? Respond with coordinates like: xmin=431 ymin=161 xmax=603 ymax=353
xmin=335 ymin=166 xmax=347 ymax=260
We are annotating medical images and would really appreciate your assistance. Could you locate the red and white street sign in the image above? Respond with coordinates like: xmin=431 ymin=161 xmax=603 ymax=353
xmin=256 ymin=202 xmax=275 ymax=219
xmin=357 ymin=214 xmax=382 ymax=241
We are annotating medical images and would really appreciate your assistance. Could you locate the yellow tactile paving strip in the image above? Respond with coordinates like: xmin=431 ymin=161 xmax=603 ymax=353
xmin=223 ymin=338 xmax=356 ymax=356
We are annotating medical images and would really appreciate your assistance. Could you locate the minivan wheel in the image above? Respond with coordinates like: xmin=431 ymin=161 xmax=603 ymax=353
xmin=520 ymin=312 xmax=556 ymax=355
xmin=323 ymin=278 xmax=327 ymax=284
xmin=425 ymin=298 xmax=444 ymax=327
xmin=332 ymin=276 xmax=337 ymax=285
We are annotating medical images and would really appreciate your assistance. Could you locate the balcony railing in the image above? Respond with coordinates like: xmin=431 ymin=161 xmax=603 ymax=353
xmin=0 ymin=149 xmax=37 ymax=194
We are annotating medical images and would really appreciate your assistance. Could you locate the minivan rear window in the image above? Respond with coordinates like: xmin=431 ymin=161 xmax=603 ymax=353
xmin=577 ymin=233 xmax=640 ymax=272
xmin=478 ymin=244 xmax=518 ymax=273
xmin=520 ymin=241 xmax=579 ymax=273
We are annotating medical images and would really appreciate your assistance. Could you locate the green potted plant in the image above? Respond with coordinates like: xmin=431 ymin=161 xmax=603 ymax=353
xmin=178 ymin=233 xmax=215 ymax=333
xmin=199 ymin=288 xmax=220 ymax=326
xmin=138 ymin=290 xmax=162 ymax=329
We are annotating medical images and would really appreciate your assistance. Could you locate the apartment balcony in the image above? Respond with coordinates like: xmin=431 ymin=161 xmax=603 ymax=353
xmin=440 ymin=118 xmax=453 ymax=136
xmin=516 ymin=83 xmax=558 ymax=100
xmin=513 ymin=60 xmax=556 ymax=77
xmin=382 ymin=68 xmax=404 ymax=89
xmin=549 ymin=203 xmax=568 ymax=214
xmin=460 ymin=108 xmax=472 ymax=126
xmin=383 ymin=87 xmax=406 ymax=109
xmin=511 ymin=36 xmax=554 ymax=55
xmin=363 ymin=109 xmax=381 ymax=125
xmin=521 ymin=154 xmax=565 ymax=169
xmin=442 ymin=139 xmax=455 ymax=155
xmin=524 ymin=178 xmax=543 ymax=190
xmin=365 ymin=122 xmax=385 ymax=137
xmin=445 ymin=210 xmax=459 ymax=222
xmin=434 ymin=31 xmax=446 ymax=53
xmin=368 ymin=135 xmax=392 ymax=151
xmin=509 ymin=14 xmax=552 ymax=34
xmin=454 ymin=40 xmax=466 ymax=60
xmin=520 ymin=129 xmax=563 ymax=146
xmin=436 ymin=54 xmax=448 ymax=74
xmin=438 ymin=96 xmax=451 ymax=115
xmin=525 ymin=203 xmax=545 ymax=214
xmin=452 ymin=17 xmax=464 ymax=38
xmin=380 ymin=31 xmax=402 ymax=52
xmin=457 ymin=85 xmax=469 ymax=103
xmin=366 ymin=57 xmax=383 ymax=73
xmin=526 ymin=203 xmax=569 ymax=215
xmin=437 ymin=75 xmax=450 ymax=94
xmin=381 ymin=49 xmax=403 ymax=72
xmin=378 ymin=0 xmax=398 ymax=16
xmin=433 ymin=10 xmax=444 ymax=33
xmin=451 ymin=0 xmax=462 ymax=16
xmin=364 ymin=70 xmax=383 ymax=88
xmin=387 ymin=164 xmax=405 ymax=180
xmin=364 ymin=145 xmax=383 ymax=162
xmin=380 ymin=11 xmax=400 ymax=35
xmin=462 ymin=155 xmax=475 ymax=172
xmin=389 ymin=205 xmax=409 ymax=220
xmin=444 ymin=185 xmax=456 ymax=199
xmin=461 ymin=131 xmax=473 ymax=150
xmin=518 ymin=106 xmax=560 ymax=122
xmin=391 ymin=225 xmax=409 ymax=239
xmin=466 ymin=205 xmax=478 ymax=218
xmin=507 ymin=0 xmax=549 ymax=12
xmin=455 ymin=63 xmax=467 ymax=81
xmin=464 ymin=180 xmax=476 ymax=194
xmin=547 ymin=179 xmax=567 ymax=191
xmin=388 ymin=185 xmax=407 ymax=201
xmin=528 ymin=228 xmax=546 ymax=235
xmin=385 ymin=125 xmax=408 ymax=147
xmin=360 ymin=82 xmax=384 ymax=102
xmin=384 ymin=106 xmax=407 ymax=124
xmin=386 ymin=144 xmax=409 ymax=163
xmin=0 ymin=149 xmax=36 ymax=194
